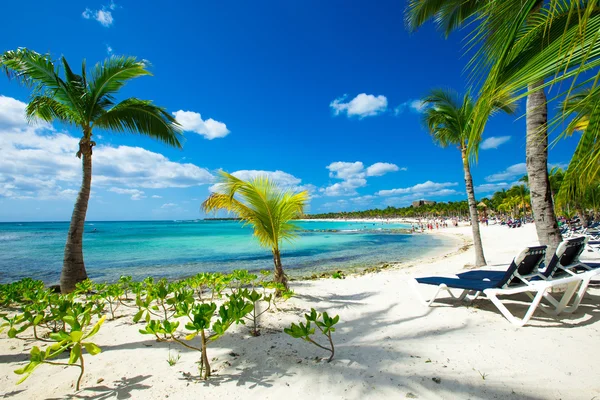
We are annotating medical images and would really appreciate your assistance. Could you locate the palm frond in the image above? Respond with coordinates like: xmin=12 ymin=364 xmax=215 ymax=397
xmin=202 ymin=171 xmax=308 ymax=250
xmin=25 ymin=96 xmax=81 ymax=125
xmin=92 ymin=98 xmax=183 ymax=148
xmin=88 ymin=56 xmax=151 ymax=120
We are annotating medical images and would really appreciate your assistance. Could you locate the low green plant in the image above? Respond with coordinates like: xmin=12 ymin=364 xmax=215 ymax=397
xmin=139 ymin=292 xmax=253 ymax=379
xmin=284 ymin=308 xmax=340 ymax=362
xmin=167 ymin=350 xmax=181 ymax=366
xmin=15 ymin=315 xmax=106 ymax=390
xmin=240 ymin=288 xmax=272 ymax=336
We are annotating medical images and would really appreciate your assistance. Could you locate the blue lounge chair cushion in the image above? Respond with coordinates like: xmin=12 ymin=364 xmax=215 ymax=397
xmin=457 ymin=270 xmax=505 ymax=281
xmin=415 ymin=276 xmax=500 ymax=291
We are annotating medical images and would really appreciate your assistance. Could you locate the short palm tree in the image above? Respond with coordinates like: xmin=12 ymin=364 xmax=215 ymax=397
xmin=422 ymin=89 xmax=514 ymax=266
xmin=202 ymin=171 xmax=309 ymax=294
xmin=0 ymin=49 xmax=183 ymax=293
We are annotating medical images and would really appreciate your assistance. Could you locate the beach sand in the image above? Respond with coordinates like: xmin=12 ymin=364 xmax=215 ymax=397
xmin=1 ymin=223 xmax=599 ymax=399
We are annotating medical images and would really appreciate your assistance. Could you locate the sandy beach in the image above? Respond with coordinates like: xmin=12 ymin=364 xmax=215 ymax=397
xmin=1 ymin=223 xmax=599 ymax=400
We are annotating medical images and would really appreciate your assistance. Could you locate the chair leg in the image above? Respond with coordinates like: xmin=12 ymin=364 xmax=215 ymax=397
xmin=485 ymin=289 xmax=547 ymax=327
xmin=410 ymin=280 xmax=469 ymax=307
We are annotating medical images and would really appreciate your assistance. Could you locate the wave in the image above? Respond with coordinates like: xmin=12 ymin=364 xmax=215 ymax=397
xmin=0 ymin=234 xmax=20 ymax=241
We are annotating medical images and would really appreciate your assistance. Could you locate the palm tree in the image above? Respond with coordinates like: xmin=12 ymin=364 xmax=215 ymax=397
xmin=421 ymin=89 xmax=514 ymax=266
xmin=507 ymin=185 xmax=530 ymax=217
xmin=0 ymin=49 xmax=183 ymax=293
xmin=405 ymin=0 xmax=600 ymax=261
xmin=202 ymin=171 xmax=309 ymax=295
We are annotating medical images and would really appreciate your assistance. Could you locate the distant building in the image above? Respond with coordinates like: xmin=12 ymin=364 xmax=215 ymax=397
xmin=412 ymin=200 xmax=437 ymax=207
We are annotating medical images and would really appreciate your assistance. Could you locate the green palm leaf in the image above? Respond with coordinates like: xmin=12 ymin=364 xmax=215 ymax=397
xmin=93 ymin=98 xmax=183 ymax=148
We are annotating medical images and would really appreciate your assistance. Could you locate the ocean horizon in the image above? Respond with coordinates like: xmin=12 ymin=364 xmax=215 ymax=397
xmin=0 ymin=219 xmax=457 ymax=285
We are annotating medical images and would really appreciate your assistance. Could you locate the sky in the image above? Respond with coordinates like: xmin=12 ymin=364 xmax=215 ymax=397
xmin=0 ymin=0 xmax=579 ymax=221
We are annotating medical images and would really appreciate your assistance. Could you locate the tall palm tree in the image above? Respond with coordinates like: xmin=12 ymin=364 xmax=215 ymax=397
xmin=202 ymin=171 xmax=309 ymax=295
xmin=421 ymin=89 xmax=514 ymax=266
xmin=405 ymin=0 xmax=600 ymax=261
xmin=0 ymin=49 xmax=183 ymax=293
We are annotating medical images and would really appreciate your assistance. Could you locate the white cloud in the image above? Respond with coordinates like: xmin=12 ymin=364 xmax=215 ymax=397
xmin=209 ymin=170 xmax=315 ymax=196
xmin=321 ymin=161 xmax=401 ymax=197
xmin=365 ymin=162 xmax=401 ymax=177
xmin=160 ymin=203 xmax=177 ymax=208
xmin=83 ymin=3 xmax=115 ymax=27
xmin=109 ymin=187 xmax=146 ymax=200
xmin=151 ymin=195 xmax=162 ymax=199
xmin=106 ymin=45 xmax=113 ymax=54
xmin=377 ymin=181 xmax=458 ymax=196
xmin=394 ymin=99 xmax=427 ymax=115
xmin=475 ymin=182 xmax=510 ymax=193
xmin=0 ymin=95 xmax=215 ymax=200
xmin=350 ymin=195 xmax=376 ymax=206
xmin=485 ymin=163 xmax=527 ymax=182
xmin=481 ymin=136 xmax=511 ymax=150
xmin=173 ymin=110 xmax=230 ymax=140
xmin=330 ymin=93 xmax=388 ymax=118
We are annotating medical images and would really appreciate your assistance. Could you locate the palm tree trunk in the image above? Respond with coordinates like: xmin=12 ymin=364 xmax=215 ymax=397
xmin=272 ymin=248 xmax=288 ymax=296
xmin=526 ymin=80 xmax=563 ymax=261
xmin=576 ymin=203 xmax=588 ymax=228
xmin=60 ymin=138 xmax=93 ymax=293
xmin=461 ymin=146 xmax=487 ymax=267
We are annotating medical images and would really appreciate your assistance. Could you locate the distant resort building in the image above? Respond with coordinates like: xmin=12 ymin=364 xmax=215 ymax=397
xmin=412 ymin=200 xmax=437 ymax=208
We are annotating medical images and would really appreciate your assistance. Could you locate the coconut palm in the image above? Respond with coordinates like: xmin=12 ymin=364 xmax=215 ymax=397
xmin=405 ymin=0 xmax=600 ymax=261
xmin=202 ymin=171 xmax=308 ymax=295
xmin=507 ymin=185 xmax=530 ymax=217
xmin=421 ymin=89 xmax=514 ymax=266
xmin=0 ymin=49 xmax=183 ymax=293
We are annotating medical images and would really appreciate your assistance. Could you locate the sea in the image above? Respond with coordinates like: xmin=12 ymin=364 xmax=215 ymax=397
xmin=0 ymin=220 xmax=458 ymax=285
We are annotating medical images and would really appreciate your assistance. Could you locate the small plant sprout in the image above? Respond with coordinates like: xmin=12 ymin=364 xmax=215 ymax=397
xmin=167 ymin=350 xmax=181 ymax=366
xmin=14 ymin=315 xmax=106 ymax=391
xmin=240 ymin=288 xmax=272 ymax=336
xmin=284 ymin=308 xmax=340 ymax=362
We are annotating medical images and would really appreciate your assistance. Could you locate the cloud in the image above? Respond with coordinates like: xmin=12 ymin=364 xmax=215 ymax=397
xmin=0 ymin=95 xmax=215 ymax=200
xmin=151 ymin=195 xmax=162 ymax=199
xmin=106 ymin=45 xmax=113 ymax=54
xmin=485 ymin=163 xmax=527 ymax=182
xmin=366 ymin=162 xmax=401 ymax=177
xmin=82 ymin=3 xmax=116 ymax=27
xmin=394 ymin=99 xmax=427 ymax=115
xmin=209 ymin=170 xmax=315 ymax=196
xmin=481 ymin=136 xmax=511 ymax=150
xmin=330 ymin=93 xmax=388 ymax=118
xmin=350 ymin=195 xmax=376 ymax=206
xmin=160 ymin=203 xmax=177 ymax=208
xmin=108 ymin=187 xmax=146 ymax=200
xmin=377 ymin=181 xmax=458 ymax=196
xmin=173 ymin=110 xmax=230 ymax=140
xmin=475 ymin=182 xmax=510 ymax=193
xmin=321 ymin=161 xmax=401 ymax=197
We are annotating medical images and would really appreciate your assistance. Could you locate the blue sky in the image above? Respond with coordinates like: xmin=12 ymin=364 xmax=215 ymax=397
xmin=0 ymin=0 xmax=578 ymax=221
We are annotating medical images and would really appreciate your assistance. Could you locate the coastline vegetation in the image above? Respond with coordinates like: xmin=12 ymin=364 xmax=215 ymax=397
xmin=0 ymin=268 xmax=325 ymax=387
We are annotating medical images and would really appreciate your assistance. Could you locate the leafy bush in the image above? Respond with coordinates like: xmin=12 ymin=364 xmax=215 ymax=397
xmin=284 ymin=308 xmax=340 ymax=362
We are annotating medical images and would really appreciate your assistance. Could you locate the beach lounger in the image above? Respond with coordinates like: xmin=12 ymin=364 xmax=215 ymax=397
xmin=410 ymin=246 xmax=585 ymax=326
xmin=537 ymin=236 xmax=600 ymax=314
xmin=457 ymin=237 xmax=594 ymax=315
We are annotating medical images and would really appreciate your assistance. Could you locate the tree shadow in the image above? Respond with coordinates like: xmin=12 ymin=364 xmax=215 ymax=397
xmin=46 ymin=375 xmax=152 ymax=400
xmin=0 ymin=390 xmax=26 ymax=398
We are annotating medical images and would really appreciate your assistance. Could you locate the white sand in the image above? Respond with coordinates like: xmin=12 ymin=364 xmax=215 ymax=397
xmin=1 ymin=223 xmax=599 ymax=399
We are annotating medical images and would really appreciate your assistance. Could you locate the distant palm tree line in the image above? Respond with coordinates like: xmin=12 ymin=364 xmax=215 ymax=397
xmin=305 ymin=169 xmax=600 ymax=226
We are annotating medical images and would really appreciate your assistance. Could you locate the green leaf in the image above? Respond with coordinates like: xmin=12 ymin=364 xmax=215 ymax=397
xmin=83 ymin=342 xmax=102 ymax=356
xmin=69 ymin=343 xmax=82 ymax=364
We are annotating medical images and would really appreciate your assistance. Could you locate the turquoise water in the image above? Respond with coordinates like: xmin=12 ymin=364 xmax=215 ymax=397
xmin=0 ymin=220 xmax=455 ymax=284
